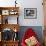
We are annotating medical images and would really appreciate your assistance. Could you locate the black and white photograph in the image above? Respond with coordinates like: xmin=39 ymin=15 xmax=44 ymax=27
xmin=24 ymin=8 xmax=37 ymax=19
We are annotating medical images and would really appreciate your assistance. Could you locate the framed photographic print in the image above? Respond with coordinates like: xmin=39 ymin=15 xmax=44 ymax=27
xmin=2 ymin=10 xmax=9 ymax=15
xmin=24 ymin=8 xmax=37 ymax=19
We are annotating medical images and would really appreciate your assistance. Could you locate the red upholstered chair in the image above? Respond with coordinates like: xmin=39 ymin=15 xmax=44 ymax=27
xmin=21 ymin=28 xmax=41 ymax=46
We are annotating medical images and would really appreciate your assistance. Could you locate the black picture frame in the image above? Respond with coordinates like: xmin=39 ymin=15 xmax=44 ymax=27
xmin=24 ymin=8 xmax=37 ymax=19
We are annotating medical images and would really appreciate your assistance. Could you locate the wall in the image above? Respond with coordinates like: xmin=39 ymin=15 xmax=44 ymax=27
xmin=0 ymin=0 xmax=44 ymax=44
xmin=43 ymin=0 xmax=46 ymax=45
xmin=17 ymin=0 xmax=44 ymax=26
xmin=18 ymin=26 xmax=43 ymax=44
xmin=0 ymin=0 xmax=44 ymax=26
xmin=43 ymin=0 xmax=46 ymax=26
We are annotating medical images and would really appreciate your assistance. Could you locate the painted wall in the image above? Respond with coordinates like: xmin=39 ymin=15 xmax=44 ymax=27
xmin=0 ymin=0 xmax=44 ymax=26
xmin=18 ymin=0 xmax=44 ymax=26
xmin=18 ymin=26 xmax=43 ymax=44
xmin=0 ymin=0 xmax=44 ymax=45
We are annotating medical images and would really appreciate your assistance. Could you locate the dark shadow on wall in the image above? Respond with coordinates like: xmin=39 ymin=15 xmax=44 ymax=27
xmin=18 ymin=26 xmax=44 ymax=45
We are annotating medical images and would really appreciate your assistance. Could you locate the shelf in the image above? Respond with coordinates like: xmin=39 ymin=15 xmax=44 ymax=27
xmin=0 ymin=24 xmax=19 ymax=32
xmin=0 ymin=7 xmax=19 ymax=46
xmin=2 ymin=40 xmax=19 ymax=43
xmin=2 ymin=40 xmax=19 ymax=46
xmin=1 ymin=15 xmax=18 ymax=24
xmin=0 ymin=7 xmax=19 ymax=24
xmin=0 ymin=7 xmax=19 ymax=10
xmin=0 ymin=7 xmax=19 ymax=16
